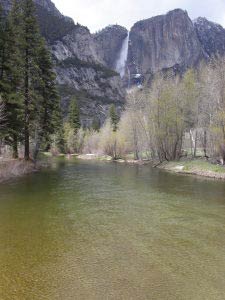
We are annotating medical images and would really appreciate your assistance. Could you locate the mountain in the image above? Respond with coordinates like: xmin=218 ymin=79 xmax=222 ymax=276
xmin=1 ymin=0 xmax=126 ymax=125
xmin=1 ymin=0 xmax=61 ymax=16
xmin=34 ymin=1 xmax=126 ymax=126
xmin=125 ymin=9 xmax=225 ymax=82
xmin=194 ymin=17 xmax=225 ymax=57
xmin=127 ymin=9 xmax=204 ymax=76
xmin=2 ymin=1 xmax=225 ymax=124
xmin=51 ymin=25 xmax=125 ymax=125
xmin=94 ymin=25 xmax=128 ymax=70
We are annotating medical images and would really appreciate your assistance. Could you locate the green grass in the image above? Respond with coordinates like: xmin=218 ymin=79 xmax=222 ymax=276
xmin=165 ymin=159 xmax=225 ymax=174
xmin=182 ymin=160 xmax=225 ymax=173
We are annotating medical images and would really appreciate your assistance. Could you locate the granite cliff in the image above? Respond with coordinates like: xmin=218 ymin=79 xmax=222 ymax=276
xmin=194 ymin=17 xmax=225 ymax=57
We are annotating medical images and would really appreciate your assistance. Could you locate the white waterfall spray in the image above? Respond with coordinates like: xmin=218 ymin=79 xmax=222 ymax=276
xmin=115 ymin=32 xmax=129 ymax=78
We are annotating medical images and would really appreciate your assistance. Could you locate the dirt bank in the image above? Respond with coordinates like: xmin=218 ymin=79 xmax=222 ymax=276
xmin=0 ymin=160 xmax=38 ymax=183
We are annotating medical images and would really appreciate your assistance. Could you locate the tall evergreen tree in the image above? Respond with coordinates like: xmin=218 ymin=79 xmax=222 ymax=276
xmin=92 ymin=117 xmax=100 ymax=132
xmin=0 ymin=1 xmax=23 ymax=158
xmin=0 ymin=4 xmax=5 ymax=82
xmin=0 ymin=0 xmax=60 ymax=160
xmin=0 ymin=96 xmax=6 ymax=131
xmin=20 ymin=0 xmax=42 ymax=160
xmin=33 ymin=38 xmax=59 ymax=159
xmin=109 ymin=104 xmax=119 ymax=132
xmin=68 ymin=96 xmax=81 ymax=133
xmin=54 ymin=110 xmax=66 ymax=154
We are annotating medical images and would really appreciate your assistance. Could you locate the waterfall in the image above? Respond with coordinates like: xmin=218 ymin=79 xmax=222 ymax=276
xmin=115 ymin=32 xmax=129 ymax=78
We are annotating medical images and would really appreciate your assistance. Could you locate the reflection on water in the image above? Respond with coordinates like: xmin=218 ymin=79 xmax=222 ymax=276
xmin=0 ymin=160 xmax=225 ymax=299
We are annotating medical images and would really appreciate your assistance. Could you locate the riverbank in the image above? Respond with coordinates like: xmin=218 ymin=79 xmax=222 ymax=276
xmin=158 ymin=159 xmax=225 ymax=180
xmin=77 ymin=154 xmax=225 ymax=180
xmin=2 ymin=154 xmax=224 ymax=183
xmin=77 ymin=154 xmax=152 ymax=165
xmin=0 ymin=159 xmax=40 ymax=183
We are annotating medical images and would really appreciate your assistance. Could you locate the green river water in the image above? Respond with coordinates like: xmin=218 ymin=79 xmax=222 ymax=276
xmin=0 ymin=160 xmax=225 ymax=299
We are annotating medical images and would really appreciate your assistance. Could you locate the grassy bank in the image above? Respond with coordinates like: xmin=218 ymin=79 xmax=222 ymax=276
xmin=0 ymin=160 xmax=38 ymax=183
xmin=159 ymin=159 xmax=225 ymax=180
xmin=77 ymin=154 xmax=225 ymax=180
xmin=3 ymin=154 xmax=222 ymax=183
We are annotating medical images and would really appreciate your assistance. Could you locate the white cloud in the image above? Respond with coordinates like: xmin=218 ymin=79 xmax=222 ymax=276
xmin=53 ymin=0 xmax=225 ymax=32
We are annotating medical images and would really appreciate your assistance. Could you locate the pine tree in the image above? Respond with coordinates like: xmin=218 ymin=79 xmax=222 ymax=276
xmin=33 ymin=38 xmax=59 ymax=159
xmin=68 ymin=96 xmax=81 ymax=133
xmin=20 ymin=0 xmax=44 ymax=160
xmin=0 ymin=1 xmax=24 ymax=158
xmin=0 ymin=96 xmax=6 ymax=131
xmin=92 ymin=117 xmax=100 ymax=132
xmin=109 ymin=104 xmax=119 ymax=132
xmin=55 ymin=124 xmax=66 ymax=154
xmin=0 ymin=0 xmax=60 ymax=160
xmin=0 ymin=4 xmax=5 ymax=82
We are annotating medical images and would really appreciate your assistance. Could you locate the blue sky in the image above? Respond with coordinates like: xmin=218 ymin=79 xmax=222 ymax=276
xmin=54 ymin=0 xmax=225 ymax=32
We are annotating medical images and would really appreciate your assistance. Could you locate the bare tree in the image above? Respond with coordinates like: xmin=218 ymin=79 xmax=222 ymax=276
xmin=203 ymin=57 xmax=225 ymax=164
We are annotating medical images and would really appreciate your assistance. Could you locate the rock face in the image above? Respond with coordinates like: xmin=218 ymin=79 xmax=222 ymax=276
xmin=1 ymin=0 xmax=11 ymax=13
xmin=1 ymin=0 xmax=60 ymax=16
xmin=126 ymin=10 xmax=225 ymax=82
xmin=34 ymin=0 xmax=61 ymax=17
xmin=52 ymin=25 xmax=125 ymax=126
xmin=52 ymin=26 xmax=102 ymax=63
xmin=127 ymin=9 xmax=205 ymax=76
xmin=50 ymin=24 xmax=125 ymax=125
xmin=94 ymin=25 xmax=128 ymax=69
xmin=194 ymin=17 xmax=225 ymax=57
xmin=40 ymin=2 xmax=126 ymax=125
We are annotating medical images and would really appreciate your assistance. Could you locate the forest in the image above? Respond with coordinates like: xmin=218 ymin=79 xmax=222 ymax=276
xmin=65 ymin=60 xmax=225 ymax=167
xmin=0 ymin=0 xmax=61 ymax=161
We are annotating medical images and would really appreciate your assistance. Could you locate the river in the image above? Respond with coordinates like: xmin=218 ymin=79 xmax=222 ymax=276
xmin=0 ymin=160 xmax=225 ymax=299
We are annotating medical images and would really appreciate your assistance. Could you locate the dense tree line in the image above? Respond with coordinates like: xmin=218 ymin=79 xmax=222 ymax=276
xmin=80 ymin=57 xmax=225 ymax=165
xmin=0 ymin=0 xmax=61 ymax=160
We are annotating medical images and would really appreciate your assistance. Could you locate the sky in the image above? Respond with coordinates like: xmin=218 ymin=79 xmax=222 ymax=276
xmin=53 ymin=0 xmax=225 ymax=33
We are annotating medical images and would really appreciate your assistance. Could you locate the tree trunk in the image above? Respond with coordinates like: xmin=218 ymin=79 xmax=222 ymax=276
xmin=193 ymin=130 xmax=198 ymax=158
xmin=24 ymin=49 xmax=30 ymax=161
xmin=189 ymin=129 xmax=194 ymax=157
xmin=132 ymin=125 xmax=139 ymax=160
xmin=113 ymin=140 xmax=117 ymax=160
xmin=203 ymin=130 xmax=208 ymax=159
xmin=33 ymin=140 xmax=40 ymax=161
xmin=12 ymin=134 xmax=18 ymax=159
xmin=134 ymin=149 xmax=139 ymax=161
xmin=133 ymin=137 xmax=139 ymax=160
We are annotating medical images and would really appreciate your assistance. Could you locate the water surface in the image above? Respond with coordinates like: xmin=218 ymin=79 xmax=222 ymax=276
xmin=0 ymin=160 xmax=225 ymax=299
